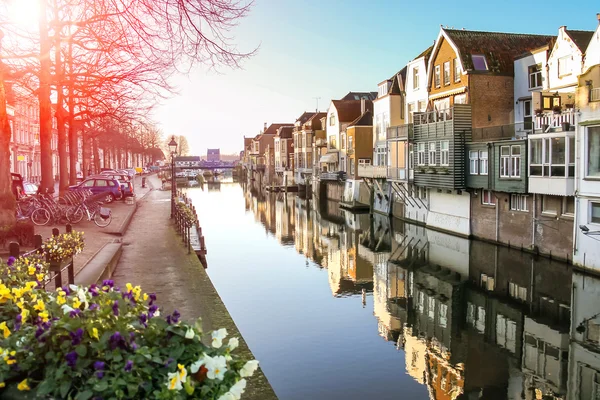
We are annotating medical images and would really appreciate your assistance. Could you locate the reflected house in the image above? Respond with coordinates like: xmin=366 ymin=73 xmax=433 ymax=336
xmin=339 ymin=214 xmax=373 ymax=290
xmin=568 ymin=272 xmax=600 ymax=400
xmin=403 ymin=326 xmax=429 ymax=385
xmin=275 ymin=196 xmax=295 ymax=245
xmin=294 ymin=197 xmax=315 ymax=258
xmin=264 ymin=193 xmax=277 ymax=235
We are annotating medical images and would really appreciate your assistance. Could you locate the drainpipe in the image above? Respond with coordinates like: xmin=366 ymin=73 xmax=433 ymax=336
xmin=573 ymin=110 xmax=581 ymax=259
xmin=532 ymin=194 xmax=536 ymax=249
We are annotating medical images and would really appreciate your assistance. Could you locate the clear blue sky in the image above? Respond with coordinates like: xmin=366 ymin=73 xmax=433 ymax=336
xmin=155 ymin=0 xmax=599 ymax=155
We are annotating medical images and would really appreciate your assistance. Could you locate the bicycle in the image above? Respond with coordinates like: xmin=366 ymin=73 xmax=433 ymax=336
xmin=68 ymin=201 xmax=112 ymax=227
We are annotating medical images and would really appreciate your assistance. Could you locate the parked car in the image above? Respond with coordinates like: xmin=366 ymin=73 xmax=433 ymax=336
xmin=92 ymin=173 xmax=134 ymax=198
xmin=23 ymin=182 xmax=38 ymax=196
xmin=68 ymin=177 xmax=122 ymax=203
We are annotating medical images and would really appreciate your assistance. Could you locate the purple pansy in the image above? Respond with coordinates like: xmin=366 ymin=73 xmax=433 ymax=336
xmin=89 ymin=303 xmax=99 ymax=311
xmin=148 ymin=293 xmax=157 ymax=306
xmin=124 ymin=360 xmax=133 ymax=372
xmin=6 ymin=256 xmax=16 ymax=267
xmin=109 ymin=331 xmax=126 ymax=350
xmin=148 ymin=305 xmax=158 ymax=318
xmin=102 ymin=279 xmax=114 ymax=288
xmin=70 ymin=328 xmax=84 ymax=346
xmin=69 ymin=309 xmax=81 ymax=318
xmin=66 ymin=351 xmax=78 ymax=368
xmin=112 ymin=301 xmax=119 ymax=317
xmin=61 ymin=286 xmax=71 ymax=295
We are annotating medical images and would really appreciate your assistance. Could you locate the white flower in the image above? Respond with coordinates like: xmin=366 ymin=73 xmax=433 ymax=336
xmin=166 ymin=364 xmax=187 ymax=391
xmin=217 ymin=393 xmax=236 ymax=400
xmin=205 ymin=355 xmax=228 ymax=380
xmin=61 ymin=305 xmax=74 ymax=314
xmin=211 ymin=328 xmax=228 ymax=348
xmin=185 ymin=328 xmax=195 ymax=339
xmin=227 ymin=337 xmax=239 ymax=351
xmin=240 ymin=360 xmax=259 ymax=378
xmin=229 ymin=379 xmax=247 ymax=400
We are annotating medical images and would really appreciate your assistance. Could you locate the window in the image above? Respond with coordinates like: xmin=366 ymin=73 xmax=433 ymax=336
xmin=591 ymin=203 xmax=600 ymax=224
xmin=472 ymin=54 xmax=488 ymax=71
xmin=358 ymin=159 xmax=371 ymax=166
xmin=440 ymin=141 xmax=449 ymax=166
xmin=82 ymin=180 xmax=95 ymax=187
xmin=510 ymin=194 xmax=528 ymax=211
xmin=95 ymin=179 xmax=108 ymax=187
xmin=428 ymin=142 xmax=436 ymax=166
xmin=418 ymin=291 xmax=425 ymax=313
xmin=469 ymin=150 xmax=479 ymax=174
xmin=542 ymin=95 xmax=561 ymax=110
xmin=479 ymin=150 xmax=488 ymax=175
xmin=482 ymin=190 xmax=495 ymax=206
xmin=418 ymin=100 xmax=426 ymax=112
xmin=509 ymin=282 xmax=527 ymax=301
xmin=528 ymin=64 xmax=542 ymax=89
xmin=348 ymin=135 xmax=353 ymax=151
xmin=558 ymin=56 xmax=572 ymax=77
xmin=428 ymin=297 xmax=435 ymax=320
xmin=443 ymin=61 xmax=450 ymax=85
xmin=542 ymin=195 xmax=560 ymax=215
xmin=413 ymin=67 xmax=419 ymax=90
xmin=454 ymin=58 xmax=461 ymax=82
xmin=454 ymin=94 xmax=466 ymax=104
xmin=409 ymin=144 xmax=414 ymax=170
xmin=407 ymin=103 xmax=414 ymax=123
xmin=341 ymin=133 xmax=346 ymax=150
xmin=562 ymin=196 xmax=574 ymax=216
xmin=417 ymin=143 xmax=425 ymax=165
xmin=329 ymin=136 xmax=336 ymax=149
xmin=329 ymin=114 xmax=336 ymax=126
xmin=588 ymin=127 xmax=600 ymax=177
xmin=496 ymin=314 xmax=517 ymax=354
xmin=340 ymin=156 xmax=345 ymax=172
xmin=499 ymin=145 xmax=520 ymax=178
xmin=434 ymin=65 xmax=441 ymax=88
xmin=481 ymin=273 xmax=495 ymax=291
xmin=439 ymin=303 xmax=448 ymax=328
xmin=350 ymin=159 xmax=355 ymax=175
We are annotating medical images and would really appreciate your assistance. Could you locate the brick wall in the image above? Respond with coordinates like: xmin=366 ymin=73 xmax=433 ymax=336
xmin=469 ymin=75 xmax=514 ymax=129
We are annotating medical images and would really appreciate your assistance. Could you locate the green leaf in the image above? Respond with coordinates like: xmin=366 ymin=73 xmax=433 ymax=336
xmin=35 ymin=380 xmax=54 ymax=396
xmin=94 ymin=380 xmax=108 ymax=392
xmin=75 ymin=345 xmax=87 ymax=357
xmin=60 ymin=381 xmax=71 ymax=398
xmin=127 ymin=383 xmax=139 ymax=396
xmin=75 ymin=390 xmax=94 ymax=400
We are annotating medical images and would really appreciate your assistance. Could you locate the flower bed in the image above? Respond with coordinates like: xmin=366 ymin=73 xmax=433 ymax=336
xmin=42 ymin=231 xmax=85 ymax=263
xmin=0 ymin=232 xmax=257 ymax=399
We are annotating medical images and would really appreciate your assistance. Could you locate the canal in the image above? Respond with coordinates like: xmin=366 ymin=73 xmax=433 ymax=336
xmin=187 ymin=182 xmax=600 ymax=400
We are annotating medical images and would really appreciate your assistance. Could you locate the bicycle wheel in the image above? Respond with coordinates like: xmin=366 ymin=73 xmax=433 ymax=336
xmin=67 ymin=206 xmax=84 ymax=224
xmin=31 ymin=208 xmax=51 ymax=226
xmin=93 ymin=211 xmax=112 ymax=227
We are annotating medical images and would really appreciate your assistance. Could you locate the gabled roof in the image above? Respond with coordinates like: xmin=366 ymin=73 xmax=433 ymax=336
xmin=295 ymin=112 xmax=315 ymax=125
xmin=441 ymin=28 xmax=555 ymax=74
xmin=340 ymin=92 xmax=377 ymax=101
xmin=331 ymin=100 xmax=373 ymax=123
xmin=276 ymin=126 xmax=294 ymax=139
xmin=244 ymin=137 xmax=252 ymax=147
xmin=348 ymin=110 xmax=373 ymax=127
xmin=263 ymin=123 xmax=294 ymax=135
xmin=564 ymin=29 xmax=595 ymax=53
xmin=307 ymin=112 xmax=327 ymax=124
xmin=413 ymin=45 xmax=434 ymax=63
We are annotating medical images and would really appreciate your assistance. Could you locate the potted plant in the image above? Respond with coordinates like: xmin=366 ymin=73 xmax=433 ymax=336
xmin=437 ymin=167 xmax=450 ymax=175
xmin=425 ymin=167 xmax=436 ymax=174
xmin=565 ymin=103 xmax=575 ymax=110
xmin=562 ymin=121 xmax=571 ymax=131
xmin=534 ymin=109 xmax=543 ymax=117
xmin=552 ymin=105 xmax=562 ymax=114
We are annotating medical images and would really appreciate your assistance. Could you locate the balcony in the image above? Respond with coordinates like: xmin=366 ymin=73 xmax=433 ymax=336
xmin=320 ymin=171 xmax=346 ymax=181
xmin=358 ymin=165 xmax=386 ymax=178
xmin=528 ymin=134 xmax=575 ymax=196
xmin=387 ymin=167 xmax=407 ymax=181
xmin=315 ymin=138 xmax=327 ymax=147
xmin=387 ymin=124 xmax=413 ymax=140
xmin=534 ymin=109 xmax=575 ymax=133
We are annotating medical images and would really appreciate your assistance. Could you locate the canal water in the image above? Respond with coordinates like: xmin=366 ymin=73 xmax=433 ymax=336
xmin=187 ymin=182 xmax=600 ymax=400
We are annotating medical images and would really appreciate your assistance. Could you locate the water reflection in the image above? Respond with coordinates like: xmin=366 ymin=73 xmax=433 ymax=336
xmin=234 ymin=185 xmax=600 ymax=400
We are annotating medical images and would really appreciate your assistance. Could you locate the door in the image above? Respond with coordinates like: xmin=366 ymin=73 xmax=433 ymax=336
xmin=523 ymin=100 xmax=532 ymax=131
xmin=94 ymin=179 xmax=109 ymax=194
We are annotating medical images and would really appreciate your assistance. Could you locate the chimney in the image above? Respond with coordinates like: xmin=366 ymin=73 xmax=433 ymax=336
xmin=361 ymin=98 xmax=366 ymax=114
xmin=263 ymin=122 xmax=267 ymax=132
xmin=597 ymin=13 xmax=600 ymax=25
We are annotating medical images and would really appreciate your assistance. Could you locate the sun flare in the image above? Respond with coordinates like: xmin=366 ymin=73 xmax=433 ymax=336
xmin=8 ymin=0 xmax=41 ymax=30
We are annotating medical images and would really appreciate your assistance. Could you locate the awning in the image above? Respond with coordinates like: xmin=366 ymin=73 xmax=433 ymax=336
xmin=429 ymin=87 xmax=466 ymax=101
xmin=319 ymin=153 xmax=338 ymax=163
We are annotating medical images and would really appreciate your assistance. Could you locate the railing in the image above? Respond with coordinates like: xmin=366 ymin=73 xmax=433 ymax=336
xmin=387 ymin=167 xmax=407 ymax=181
xmin=315 ymin=138 xmax=327 ymax=147
xmin=173 ymin=190 xmax=208 ymax=267
xmin=320 ymin=171 xmax=346 ymax=181
xmin=414 ymin=108 xmax=454 ymax=125
xmin=535 ymin=109 xmax=575 ymax=133
xmin=387 ymin=124 xmax=414 ymax=140
xmin=358 ymin=165 xmax=386 ymax=178
xmin=591 ymin=88 xmax=600 ymax=102
xmin=472 ymin=122 xmax=531 ymax=141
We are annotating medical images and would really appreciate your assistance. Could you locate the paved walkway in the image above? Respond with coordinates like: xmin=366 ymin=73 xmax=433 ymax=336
xmin=112 ymin=183 xmax=277 ymax=400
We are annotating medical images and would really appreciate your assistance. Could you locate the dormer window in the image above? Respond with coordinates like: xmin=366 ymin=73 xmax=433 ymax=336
xmin=378 ymin=82 xmax=390 ymax=98
xmin=471 ymin=54 xmax=488 ymax=71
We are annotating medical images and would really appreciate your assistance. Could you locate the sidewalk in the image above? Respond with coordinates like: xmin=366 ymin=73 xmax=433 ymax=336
xmin=111 ymin=187 xmax=277 ymax=400
xmin=35 ymin=174 xmax=156 ymax=277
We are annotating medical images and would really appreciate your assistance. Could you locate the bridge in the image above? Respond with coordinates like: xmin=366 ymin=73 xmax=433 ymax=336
xmin=174 ymin=157 xmax=237 ymax=170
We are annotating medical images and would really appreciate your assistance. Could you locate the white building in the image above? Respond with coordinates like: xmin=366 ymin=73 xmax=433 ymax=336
xmin=574 ymin=19 xmax=600 ymax=271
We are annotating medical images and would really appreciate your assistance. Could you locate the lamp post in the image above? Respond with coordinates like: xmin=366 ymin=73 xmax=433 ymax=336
xmin=169 ymin=136 xmax=178 ymax=218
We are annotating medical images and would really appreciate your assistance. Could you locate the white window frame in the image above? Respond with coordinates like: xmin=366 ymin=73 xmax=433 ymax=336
xmin=587 ymin=126 xmax=600 ymax=178
xmin=454 ymin=58 xmax=461 ymax=82
xmin=469 ymin=150 xmax=479 ymax=174
xmin=471 ymin=54 xmax=488 ymax=71
xmin=500 ymin=145 xmax=520 ymax=178
xmin=562 ymin=196 xmax=574 ymax=217
xmin=428 ymin=142 xmax=436 ymax=166
xmin=413 ymin=67 xmax=419 ymax=90
xmin=509 ymin=282 xmax=527 ymax=301
xmin=510 ymin=194 xmax=528 ymax=212
xmin=479 ymin=150 xmax=488 ymax=175
xmin=434 ymin=65 xmax=441 ymax=88
xmin=528 ymin=64 xmax=542 ymax=89
xmin=443 ymin=61 xmax=451 ymax=86
xmin=591 ymin=202 xmax=600 ymax=225
xmin=417 ymin=143 xmax=425 ymax=166
xmin=542 ymin=194 xmax=559 ymax=216
xmin=440 ymin=141 xmax=449 ymax=166
xmin=439 ymin=303 xmax=448 ymax=328
xmin=482 ymin=189 xmax=495 ymax=206
xmin=358 ymin=158 xmax=371 ymax=166
xmin=409 ymin=144 xmax=414 ymax=170
xmin=558 ymin=56 xmax=572 ymax=77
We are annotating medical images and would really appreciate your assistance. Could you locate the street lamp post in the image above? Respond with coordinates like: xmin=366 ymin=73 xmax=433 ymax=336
xmin=169 ymin=136 xmax=178 ymax=218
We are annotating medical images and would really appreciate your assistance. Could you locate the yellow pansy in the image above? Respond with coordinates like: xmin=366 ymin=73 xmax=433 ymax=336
xmin=36 ymin=273 xmax=45 ymax=281
xmin=4 ymin=350 xmax=16 ymax=364
xmin=20 ymin=308 xmax=30 ymax=321
xmin=0 ymin=285 xmax=12 ymax=303
xmin=11 ymin=288 xmax=23 ymax=299
xmin=143 ymin=293 xmax=148 ymax=301
xmin=0 ymin=382 xmax=5 ymax=388
xmin=0 ymin=322 xmax=10 ymax=338
xmin=126 ymin=283 xmax=133 ymax=292
xmin=73 ymin=297 xmax=82 ymax=309
xmin=17 ymin=379 xmax=29 ymax=391
xmin=25 ymin=281 xmax=37 ymax=291
xmin=92 ymin=327 xmax=99 ymax=340
xmin=39 ymin=311 xmax=49 ymax=323
xmin=27 ymin=266 xmax=36 ymax=276
xmin=33 ymin=299 xmax=45 ymax=312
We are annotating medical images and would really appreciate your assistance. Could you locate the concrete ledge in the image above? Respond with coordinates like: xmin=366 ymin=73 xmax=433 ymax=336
xmin=74 ymin=242 xmax=122 ymax=286
xmin=109 ymin=202 xmax=137 ymax=236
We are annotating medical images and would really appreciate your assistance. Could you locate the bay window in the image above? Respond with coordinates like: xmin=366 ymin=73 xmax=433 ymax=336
xmin=588 ymin=127 xmax=600 ymax=177
xmin=529 ymin=136 xmax=574 ymax=177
